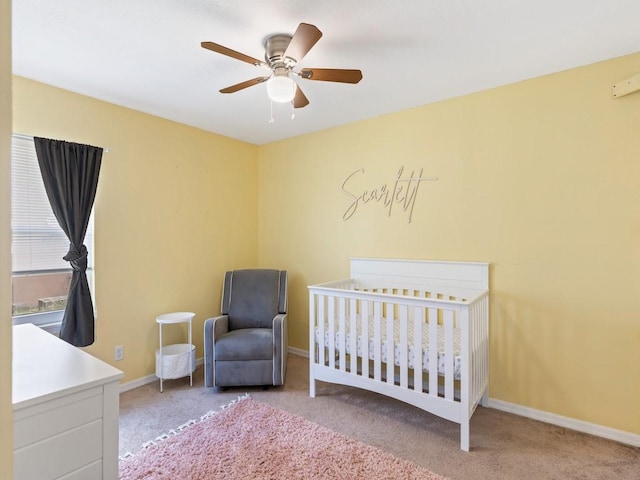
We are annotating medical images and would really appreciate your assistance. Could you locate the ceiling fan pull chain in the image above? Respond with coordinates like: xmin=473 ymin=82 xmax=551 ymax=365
xmin=269 ymin=99 xmax=275 ymax=124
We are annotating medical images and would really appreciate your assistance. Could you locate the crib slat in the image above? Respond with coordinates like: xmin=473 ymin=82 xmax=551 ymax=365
xmin=361 ymin=300 xmax=369 ymax=379
xmin=309 ymin=292 xmax=316 ymax=397
xmin=469 ymin=301 xmax=477 ymax=404
xmin=483 ymin=295 xmax=489 ymax=402
xmin=373 ymin=302 xmax=382 ymax=381
xmin=479 ymin=302 xmax=484 ymax=400
xmin=484 ymin=296 xmax=489 ymax=385
xmin=472 ymin=299 xmax=480 ymax=404
xmin=328 ymin=296 xmax=335 ymax=367
xmin=318 ymin=296 xmax=325 ymax=367
xmin=444 ymin=309 xmax=454 ymax=400
xmin=338 ymin=297 xmax=346 ymax=372
xmin=428 ymin=307 xmax=438 ymax=397
xmin=350 ymin=297 xmax=357 ymax=374
xmin=386 ymin=302 xmax=394 ymax=385
xmin=399 ymin=305 xmax=408 ymax=389
xmin=413 ymin=306 xmax=423 ymax=392
xmin=460 ymin=305 xmax=470 ymax=427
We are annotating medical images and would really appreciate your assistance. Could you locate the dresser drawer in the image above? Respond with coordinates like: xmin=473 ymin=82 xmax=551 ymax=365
xmin=14 ymin=419 xmax=103 ymax=480
xmin=14 ymin=386 xmax=103 ymax=449
xmin=58 ymin=459 xmax=103 ymax=480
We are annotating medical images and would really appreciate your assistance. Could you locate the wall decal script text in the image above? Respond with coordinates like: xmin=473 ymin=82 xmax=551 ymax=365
xmin=341 ymin=167 xmax=438 ymax=223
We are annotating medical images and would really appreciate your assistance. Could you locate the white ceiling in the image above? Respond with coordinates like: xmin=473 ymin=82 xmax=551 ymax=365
xmin=12 ymin=1 xmax=640 ymax=145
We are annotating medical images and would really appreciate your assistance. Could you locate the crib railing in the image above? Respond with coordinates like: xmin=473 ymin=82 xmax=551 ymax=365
xmin=309 ymin=279 xmax=489 ymax=450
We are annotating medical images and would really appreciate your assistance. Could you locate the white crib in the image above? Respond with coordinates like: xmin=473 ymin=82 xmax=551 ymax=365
xmin=308 ymin=258 xmax=489 ymax=451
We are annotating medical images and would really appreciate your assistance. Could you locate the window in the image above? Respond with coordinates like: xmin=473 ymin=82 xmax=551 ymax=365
xmin=11 ymin=135 xmax=94 ymax=331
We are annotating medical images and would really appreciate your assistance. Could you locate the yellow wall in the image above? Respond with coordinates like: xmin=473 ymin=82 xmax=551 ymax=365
xmin=259 ymin=52 xmax=640 ymax=435
xmin=1 ymin=0 xmax=13 ymax=474
xmin=10 ymin=51 xmax=640 ymax=441
xmin=13 ymin=76 xmax=259 ymax=383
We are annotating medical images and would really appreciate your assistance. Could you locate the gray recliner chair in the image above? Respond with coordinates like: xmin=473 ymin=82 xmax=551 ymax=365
xmin=204 ymin=269 xmax=288 ymax=388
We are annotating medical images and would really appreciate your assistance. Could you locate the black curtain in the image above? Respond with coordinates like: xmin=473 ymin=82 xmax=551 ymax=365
xmin=34 ymin=137 xmax=103 ymax=347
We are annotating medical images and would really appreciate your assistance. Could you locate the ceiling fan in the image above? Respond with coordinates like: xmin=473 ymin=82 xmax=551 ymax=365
xmin=201 ymin=23 xmax=363 ymax=108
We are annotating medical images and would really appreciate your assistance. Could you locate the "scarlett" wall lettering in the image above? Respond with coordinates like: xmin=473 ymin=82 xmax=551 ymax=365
xmin=341 ymin=167 xmax=438 ymax=223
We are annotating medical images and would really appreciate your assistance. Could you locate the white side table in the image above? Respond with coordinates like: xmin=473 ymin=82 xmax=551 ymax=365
xmin=156 ymin=311 xmax=195 ymax=392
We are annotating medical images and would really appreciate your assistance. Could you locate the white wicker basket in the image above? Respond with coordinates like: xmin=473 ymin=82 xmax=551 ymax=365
xmin=155 ymin=343 xmax=196 ymax=379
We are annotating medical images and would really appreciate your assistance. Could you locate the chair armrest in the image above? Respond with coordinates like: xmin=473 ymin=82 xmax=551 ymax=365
xmin=205 ymin=315 xmax=229 ymax=340
xmin=272 ymin=313 xmax=288 ymax=385
xmin=204 ymin=315 xmax=229 ymax=387
xmin=272 ymin=313 xmax=287 ymax=329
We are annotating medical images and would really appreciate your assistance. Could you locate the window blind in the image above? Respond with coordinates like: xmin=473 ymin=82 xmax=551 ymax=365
xmin=10 ymin=135 xmax=94 ymax=273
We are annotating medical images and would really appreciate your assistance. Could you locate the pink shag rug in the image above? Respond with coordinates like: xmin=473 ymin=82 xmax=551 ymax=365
xmin=119 ymin=395 xmax=447 ymax=480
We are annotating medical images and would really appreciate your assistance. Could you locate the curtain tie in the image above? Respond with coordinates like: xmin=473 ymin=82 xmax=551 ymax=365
xmin=64 ymin=244 xmax=88 ymax=272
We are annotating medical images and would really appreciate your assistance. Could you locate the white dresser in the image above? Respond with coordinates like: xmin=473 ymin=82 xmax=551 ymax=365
xmin=12 ymin=324 xmax=123 ymax=480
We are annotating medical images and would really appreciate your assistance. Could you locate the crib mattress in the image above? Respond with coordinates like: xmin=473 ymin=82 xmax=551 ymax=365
xmin=314 ymin=316 xmax=461 ymax=379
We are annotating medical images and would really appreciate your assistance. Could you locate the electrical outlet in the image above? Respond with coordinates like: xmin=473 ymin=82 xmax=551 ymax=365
xmin=114 ymin=345 xmax=124 ymax=362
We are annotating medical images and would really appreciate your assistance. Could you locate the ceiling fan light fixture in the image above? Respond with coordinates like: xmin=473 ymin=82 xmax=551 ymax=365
xmin=267 ymin=74 xmax=296 ymax=103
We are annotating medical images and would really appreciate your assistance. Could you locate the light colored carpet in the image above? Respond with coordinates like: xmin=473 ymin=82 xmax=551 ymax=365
xmin=119 ymin=355 xmax=640 ymax=479
xmin=119 ymin=395 xmax=447 ymax=480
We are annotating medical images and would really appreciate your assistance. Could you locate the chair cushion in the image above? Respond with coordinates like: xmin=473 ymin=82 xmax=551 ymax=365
xmin=226 ymin=270 xmax=282 ymax=330
xmin=214 ymin=328 xmax=273 ymax=361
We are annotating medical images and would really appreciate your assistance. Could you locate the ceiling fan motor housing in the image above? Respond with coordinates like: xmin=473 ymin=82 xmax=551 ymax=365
xmin=264 ymin=34 xmax=296 ymax=69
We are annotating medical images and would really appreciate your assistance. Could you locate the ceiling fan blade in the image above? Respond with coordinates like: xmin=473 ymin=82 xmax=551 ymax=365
xmin=201 ymin=41 xmax=266 ymax=67
xmin=283 ymin=23 xmax=322 ymax=64
xmin=220 ymin=76 xmax=270 ymax=94
xmin=293 ymin=83 xmax=310 ymax=109
xmin=300 ymin=68 xmax=363 ymax=84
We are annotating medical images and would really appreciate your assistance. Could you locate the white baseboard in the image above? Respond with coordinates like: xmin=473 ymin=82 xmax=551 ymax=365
xmin=488 ymin=398 xmax=640 ymax=448
xmin=119 ymin=356 xmax=204 ymax=393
